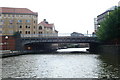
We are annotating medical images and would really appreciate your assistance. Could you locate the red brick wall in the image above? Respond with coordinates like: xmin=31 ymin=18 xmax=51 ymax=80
xmin=0 ymin=36 xmax=16 ymax=50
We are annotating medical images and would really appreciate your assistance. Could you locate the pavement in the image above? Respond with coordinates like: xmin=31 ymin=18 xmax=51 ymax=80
xmin=0 ymin=50 xmax=21 ymax=58
xmin=0 ymin=50 xmax=19 ymax=54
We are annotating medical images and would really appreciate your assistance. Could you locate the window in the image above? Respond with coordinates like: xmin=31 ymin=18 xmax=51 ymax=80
xmin=1 ymin=20 xmax=4 ymax=24
xmin=25 ymin=31 xmax=30 ymax=34
xmin=18 ymin=20 xmax=22 ymax=23
xmin=8 ymin=25 xmax=13 ymax=28
xmin=26 ymin=20 xmax=30 ymax=22
xmin=44 ymin=27 xmax=47 ymax=29
xmin=19 ymin=31 xmax=22 ymax=34
xmin=19 ymin=25 xmax=22 ymax=28
xmin=26 ymin=25 xmax=30 ymax=28
xmin=12 ymin=15 xmax=14 ymax=17
xmin=28 ymin=31 xmax=30 ymax=34
xmin=8 ymin=14 xmax=10 ymax=17
xmin=0 ymin=31 xmax=2 ymax=33
xmin=0 ymin=25 xmax=2 ymax=28
xmin=34 ymin=32 xmax=35 ymax=34
xmin=50 ymin=27 xmax=52 ymax=30
xmin=34 ymin=26 xmax=35 ymax=29
xmin=4 ymin=14 xmax=6 ymax=17
xmin=9 ymin=20 xmax=13 ymax=24
xmin=39 ymin=26 xmax=42 ymax=30
xmin=25 ymin=31 xmax=27 ymax=34
xmin=9 ymin=31 xmax=13 ymax=34
xmin=39 ymin=32 xmax=42 ymax=34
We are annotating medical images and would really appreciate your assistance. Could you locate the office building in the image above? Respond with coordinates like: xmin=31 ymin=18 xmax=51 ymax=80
xmin=95 ymin=6 xmax=117 ymax=32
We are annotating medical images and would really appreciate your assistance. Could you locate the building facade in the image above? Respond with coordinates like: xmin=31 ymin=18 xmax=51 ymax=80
xmin=0 ymin=7 xmax=38 ymax=37
xmin=0 ymin=7 xmax=58 ymax=51
xmin=95 ymin=6 xmax=117 ymax=32
xmin=94 ymin=18 xmax=98 ymax=32
xmin=38 ymin=19 xmax=58 ymax=37
xmin=118 ymin=1 xmax=120 ymax=6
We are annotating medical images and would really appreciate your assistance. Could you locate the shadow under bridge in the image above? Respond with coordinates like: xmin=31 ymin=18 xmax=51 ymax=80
xmin=21 ymin=36 xmax=99 ymax=52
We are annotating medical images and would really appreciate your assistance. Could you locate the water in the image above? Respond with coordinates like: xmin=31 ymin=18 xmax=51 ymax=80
xmin=57 ymin=48 xmax=89 ymax=52
xmin=1 ymin=48 xmax=120 ymax=78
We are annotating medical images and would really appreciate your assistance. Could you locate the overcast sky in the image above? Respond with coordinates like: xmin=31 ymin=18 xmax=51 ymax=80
xmin=1 ymin=0 xmax=119 ymax=35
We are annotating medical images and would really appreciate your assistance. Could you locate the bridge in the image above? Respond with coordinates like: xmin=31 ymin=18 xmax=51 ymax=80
xmin=21 ymin=36 xmax=98 ymax=45
xmin=15 ymin=34 xmax=99 ymax=53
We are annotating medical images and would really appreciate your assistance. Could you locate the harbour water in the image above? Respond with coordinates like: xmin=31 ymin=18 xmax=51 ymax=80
xmin=1 ymin=48 xmax=120 ymax=78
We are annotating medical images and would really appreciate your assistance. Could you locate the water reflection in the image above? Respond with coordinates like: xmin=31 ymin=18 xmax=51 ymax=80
xmin=2 ymin=48 xmax=120 ymax=78
xmin=98 ymin=54 xmax=120 ymax=78
xmin=57 ymin=48 xmax=89 ymax=52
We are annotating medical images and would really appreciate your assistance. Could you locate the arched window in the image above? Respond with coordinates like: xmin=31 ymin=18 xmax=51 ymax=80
xmin=19 ymin=25 xmax=22 ymax=28
xmin=39 ymin=26 xmax=42 ymax=30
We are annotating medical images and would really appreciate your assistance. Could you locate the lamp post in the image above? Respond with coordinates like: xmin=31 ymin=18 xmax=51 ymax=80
xmin=5 ymin=36 xmax=8 ymax=50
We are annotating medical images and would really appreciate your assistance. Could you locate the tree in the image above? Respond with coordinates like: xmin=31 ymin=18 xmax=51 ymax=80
xmin=96 ymin=7 xmax=120 ymax=43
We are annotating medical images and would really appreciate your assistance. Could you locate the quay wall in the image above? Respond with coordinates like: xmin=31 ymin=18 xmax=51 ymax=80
xmin=89 ymin=43 xmax=120 ymax=54
xmin=97 ymin=45 xmax=120 ymax=54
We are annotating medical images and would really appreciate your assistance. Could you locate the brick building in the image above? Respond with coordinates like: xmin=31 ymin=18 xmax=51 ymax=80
xmin=0 ymin=35 xmax=16 ymax=50
xmin=0 ymin=7 xmax=58 ymax=51
xmin=0 ymin=7 xmax=38 ymax=37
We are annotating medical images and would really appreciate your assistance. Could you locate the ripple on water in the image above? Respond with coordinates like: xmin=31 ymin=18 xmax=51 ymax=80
xmin=2 ymin=53 xmax=120 ymax=78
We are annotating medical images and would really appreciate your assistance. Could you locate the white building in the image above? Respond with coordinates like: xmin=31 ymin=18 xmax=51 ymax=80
xmin=38 ymin=19 xmax=58 ymax=37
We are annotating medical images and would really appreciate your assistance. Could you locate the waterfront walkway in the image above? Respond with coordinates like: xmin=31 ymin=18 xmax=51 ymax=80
xmin=0 ymin=50 xmax=23 ymax=58
xmin=0 ymin=48 xmax=89 ymax=58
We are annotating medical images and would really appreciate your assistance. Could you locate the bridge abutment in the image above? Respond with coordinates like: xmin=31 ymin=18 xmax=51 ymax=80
xmin=89 ymin=43 xmax=99 ymax=53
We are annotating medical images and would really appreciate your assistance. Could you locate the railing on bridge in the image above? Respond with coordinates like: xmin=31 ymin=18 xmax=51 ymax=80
xmin=20 ymin=33 xmax=97 ymax=38
xmin=21 ymin=34 xmax=98 ymax=45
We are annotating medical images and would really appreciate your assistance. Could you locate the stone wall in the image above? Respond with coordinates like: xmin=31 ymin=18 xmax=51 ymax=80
xmin=98 ymin=45 xmax=120 ymax=54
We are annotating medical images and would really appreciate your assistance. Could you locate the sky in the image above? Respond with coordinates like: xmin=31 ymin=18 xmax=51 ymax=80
xmin=0 ymin=0 xmax=119 ymax=35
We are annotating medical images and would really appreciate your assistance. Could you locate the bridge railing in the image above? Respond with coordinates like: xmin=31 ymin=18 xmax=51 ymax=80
xmin=20 ymin=33 xmax=97 ymax=38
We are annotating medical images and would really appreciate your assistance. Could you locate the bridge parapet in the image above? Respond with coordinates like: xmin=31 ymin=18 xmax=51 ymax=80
xmin=20 ymin=33 xmax=96 ymax=38
xmin=21 ymin=36 xmax=98 ymax=45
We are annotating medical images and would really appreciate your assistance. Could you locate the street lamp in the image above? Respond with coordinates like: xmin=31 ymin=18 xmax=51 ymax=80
xmin=5 ymin=36 xmax=8 ymax=50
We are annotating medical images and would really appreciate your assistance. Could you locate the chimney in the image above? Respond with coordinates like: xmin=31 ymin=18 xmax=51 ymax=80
xmin=43 ymin=19 xmax=48 ymax=24
xmin=44 ymin=19 xmax=46 ymax=22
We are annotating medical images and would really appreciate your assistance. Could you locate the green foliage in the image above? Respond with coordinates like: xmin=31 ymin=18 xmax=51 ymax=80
xmin=96 ymin=7 xmax=120 ymax=42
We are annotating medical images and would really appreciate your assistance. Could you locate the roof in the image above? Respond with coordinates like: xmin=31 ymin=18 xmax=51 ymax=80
xmin=0 ymin=7 xmax=38 ymax=15
xmin=71 ymin=32 xmax=84 ymax=36
xmin=39 ymin=21 xmax=54 ymax=28
xmin=97 ymin=6 xmax=117 ymax=17
xmin=106 ymin=6 xmax=117 ymax=11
